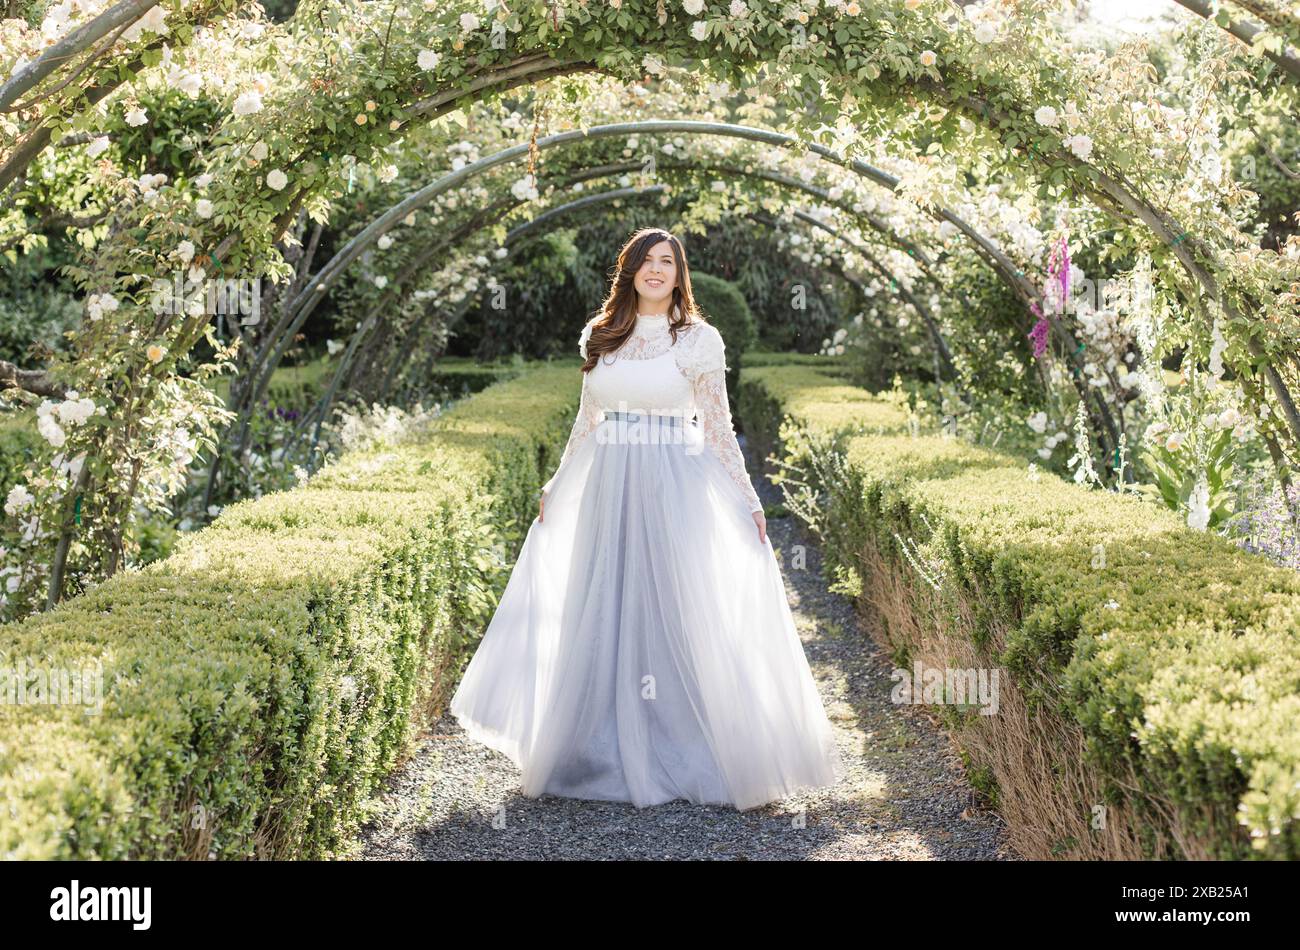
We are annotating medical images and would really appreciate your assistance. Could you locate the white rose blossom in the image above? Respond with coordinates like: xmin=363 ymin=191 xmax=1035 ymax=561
xmin=36 ymin=410 xmax=66 ymax=448
xmin=121 ymin=5 xmax=169 ymax=42
xmin=1066 ymin=134 xmax=1093 ymax=160
xmin=233 ymin=90 xmax=263 ymax=116
xmin=4 ymin=485 xmax=34 ymax=517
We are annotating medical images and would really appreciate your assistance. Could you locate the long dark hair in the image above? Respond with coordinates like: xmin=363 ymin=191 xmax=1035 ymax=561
xmin=580 ymin=227 xmax=703 ymax=372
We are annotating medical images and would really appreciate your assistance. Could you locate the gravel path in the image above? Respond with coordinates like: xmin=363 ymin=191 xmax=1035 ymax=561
xmin=351 ymin=439 xmax=1018 ymax=861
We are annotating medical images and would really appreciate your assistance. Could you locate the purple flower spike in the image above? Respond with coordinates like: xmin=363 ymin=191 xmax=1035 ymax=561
xmin=1028 ymin=318 xmax=1051 ymax=358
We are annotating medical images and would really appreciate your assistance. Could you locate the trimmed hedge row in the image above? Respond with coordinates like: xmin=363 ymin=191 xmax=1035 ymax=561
xmin=738 ymin=350 xmax=855 ymax=375
xmin=0 ymin=363 xmax=579 ymax=859
xmin=423 ymin=357 xmax=522 ymax=399
xmin=737 ymin=362 xmax=1300 ymax=860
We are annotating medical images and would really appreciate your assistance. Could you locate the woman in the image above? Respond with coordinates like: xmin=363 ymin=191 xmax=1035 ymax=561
xmin=449 ymin=227 xmax=844 ymax=811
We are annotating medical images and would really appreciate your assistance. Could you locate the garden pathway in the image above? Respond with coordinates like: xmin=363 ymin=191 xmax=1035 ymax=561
xmin=352 ymin=440 xmax=1017 ymax=861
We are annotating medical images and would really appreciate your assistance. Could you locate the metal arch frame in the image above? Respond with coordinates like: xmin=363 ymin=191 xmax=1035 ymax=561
xmin=307 ymin=180 xmax=939 ymax=447
xmin=325 ymin=158 xmax=955 ymax=398
xmin=741 ymin=209 xmax=945 ymax=378
xmin=222 ymin=120 xmax=1120 ymax=473
xmin=244 ymin=142 xmax=992 ymax=454
xmin=311 ymin=160 xmax=971 ymax=426
xmin=784 ymin=208 xmax=956 ymax=376
xmin=248 ymin=153 xmax=941 ymax=474
xmin=384 ymin=188 xmax=931 ymax=405
xmin=1171 ymin=0 xmax=1300 ymax=81
xmin=243 ymin=120 xmax=1037 ymax=416
xmin=305 ymin=179 xmax=912 ymax=444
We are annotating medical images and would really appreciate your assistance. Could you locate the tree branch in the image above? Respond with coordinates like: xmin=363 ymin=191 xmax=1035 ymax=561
xmin=0 ymin=359 xmax=66 ymax=398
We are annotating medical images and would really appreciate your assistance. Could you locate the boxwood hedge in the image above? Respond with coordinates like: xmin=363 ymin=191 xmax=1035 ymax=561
xmin=0 ymin=363 xmax=578 ymax=859
xmin=737 ymin=362 xmax=1300 ymax=860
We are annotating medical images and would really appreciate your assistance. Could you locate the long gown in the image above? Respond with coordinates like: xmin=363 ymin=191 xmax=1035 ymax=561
xmin=448 ymin=311 xmax=845 ymax=811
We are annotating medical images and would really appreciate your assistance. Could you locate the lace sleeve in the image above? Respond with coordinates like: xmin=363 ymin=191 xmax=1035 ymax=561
xmin=542 ymin=321 xmax=603 ymax=494
xmin=682 ymin=325 xmax=763 ymax=514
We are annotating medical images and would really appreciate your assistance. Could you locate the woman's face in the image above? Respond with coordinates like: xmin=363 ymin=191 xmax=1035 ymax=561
xmin=632 ymin=239 xmax=677 ymax=307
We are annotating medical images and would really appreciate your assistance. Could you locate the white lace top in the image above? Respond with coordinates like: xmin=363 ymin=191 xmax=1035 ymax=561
xmin=542 ymin=312 xmax=764 ymax=514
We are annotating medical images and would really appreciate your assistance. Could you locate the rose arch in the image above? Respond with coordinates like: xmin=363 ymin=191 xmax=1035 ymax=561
xmin=2 ymin=1 xmax=1297 ymax=614
xmin=3 ymin=0 xmax=1300 ymax=863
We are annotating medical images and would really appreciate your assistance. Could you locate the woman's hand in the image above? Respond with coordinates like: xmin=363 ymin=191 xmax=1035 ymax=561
xmin=752 ymin=509 xmax=766 ymax=544
xmin=539 ymin=489 xmax=548 ymax=523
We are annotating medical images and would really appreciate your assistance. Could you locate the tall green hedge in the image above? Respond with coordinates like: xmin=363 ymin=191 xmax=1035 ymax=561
xmin=0 ymin=363 xmax=579 ymax=859
xmin=737 ymin=363 xmax=1300 ymax=860
xmin=423 ymin=357 xmax=524 ymax=399
xmin=691 ymin=273 xmax=757 ymax=394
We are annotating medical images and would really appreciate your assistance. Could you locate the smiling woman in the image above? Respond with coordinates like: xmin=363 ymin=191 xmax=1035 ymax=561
xmin=449 ymin=225 xmax=845 ymax=811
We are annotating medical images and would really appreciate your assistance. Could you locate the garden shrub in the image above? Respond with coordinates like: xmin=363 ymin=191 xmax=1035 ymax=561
xmin=0 ymin=363 xmax=579 ymax=859
xmin=739 ymin=362 xmax=1300 ymax=860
